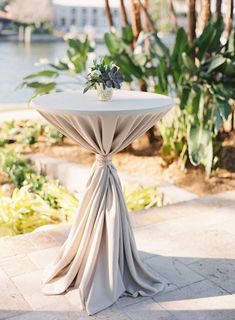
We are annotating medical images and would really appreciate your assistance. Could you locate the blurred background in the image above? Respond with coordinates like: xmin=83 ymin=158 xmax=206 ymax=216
xmin=0 ymin=0 xmax=233 ymax=104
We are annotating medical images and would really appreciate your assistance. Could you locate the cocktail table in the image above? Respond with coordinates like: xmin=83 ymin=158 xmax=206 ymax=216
xmin=32 ymin=90 xmax=173 ymax=315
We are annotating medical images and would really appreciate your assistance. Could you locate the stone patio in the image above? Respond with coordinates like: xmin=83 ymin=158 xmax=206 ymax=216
xmin=1 ymin=190 xmax=235 ymax=320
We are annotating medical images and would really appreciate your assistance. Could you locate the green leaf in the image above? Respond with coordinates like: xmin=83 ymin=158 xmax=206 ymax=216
xmin=216 ymin=99 xmax=232 ymax=120
xmin=224 ymin=58 xmax=235 ymax=75
xmin=104 ymin=32 xmax=124 ymax=55
xmin=208 ymin=17 xmax=223 ymax=53
xmin=152 ymin=33 xmax=170 ymax=58
xmin=113 ymin=51 xmax=143 ymax=79
xmin=50 ymin=61 xmax=69 ymax=71
xmin=121 ymin=25 xmax=134 ymax=44
xmin=180 ymin=86 xmax=191 ymax=109
xmin=227 ymin=29 xmax=235 ymax=53
xmin=182 ymin=52 xmax=197 ymax=72
xmin=187 ymin=125 xmax=213 ymax=174
xmin=24 ymin=70 xmax=59 ymax=80
xmin=172 ymin=28 xmax=189 ymax=62
xmin=195 ymin=23 xmax=215 ymax=60
xmin=207 ymin=55 xmax=226 ymax=73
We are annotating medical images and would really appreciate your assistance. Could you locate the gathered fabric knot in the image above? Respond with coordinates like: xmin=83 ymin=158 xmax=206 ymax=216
xmin=95 ymin=154 xmax=112 ymax=166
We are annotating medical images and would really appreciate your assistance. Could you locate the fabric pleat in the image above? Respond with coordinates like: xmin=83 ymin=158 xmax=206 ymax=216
xmin=39 ymin=111 xmax=169 ymax=315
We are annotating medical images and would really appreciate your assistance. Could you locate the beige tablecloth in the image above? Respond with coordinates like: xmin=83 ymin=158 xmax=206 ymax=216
xmin=33 ymin=91 xmax=172 ymax=315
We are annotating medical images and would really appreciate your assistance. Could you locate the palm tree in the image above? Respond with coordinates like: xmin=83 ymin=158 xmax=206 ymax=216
xmin=131 ymin=0 xmax=142 ymax=43
xmin=215 ymin=0 xmax=222 ymax=21
xmin=188 ymin=0 xmax=196 ymax=43
xmin=138 ymin=0 xmax=158 ymax=33
xmin=225 ymin=0 xmax=234 ymax=35
xmin=167 ymin=0 xmax=178 ymax=32
xmin=202 ymin=0 xmax=211 ymax=27
xmin=105 ymin=0 xmax=114 ymax=29
xmin=120 ymin=0 xmax=129 ymax=26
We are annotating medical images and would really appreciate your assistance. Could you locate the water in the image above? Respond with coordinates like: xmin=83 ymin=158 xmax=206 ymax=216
xmin=0 ymin=41 xmax=69 ymax=104
xmin=0 ymin=41 xmax=107 ymax=105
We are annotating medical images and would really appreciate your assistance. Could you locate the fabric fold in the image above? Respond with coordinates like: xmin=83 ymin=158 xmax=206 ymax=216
xmin=40 ymin=111 xmax=169 ymax=315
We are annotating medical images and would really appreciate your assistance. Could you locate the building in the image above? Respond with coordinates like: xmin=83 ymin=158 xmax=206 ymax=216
xmin=52 ymin=0 xmax=124 ymax=35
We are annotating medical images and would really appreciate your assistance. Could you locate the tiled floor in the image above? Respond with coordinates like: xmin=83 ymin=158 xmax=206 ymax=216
xmin=1 ymin=191 xmax=235 ymax=320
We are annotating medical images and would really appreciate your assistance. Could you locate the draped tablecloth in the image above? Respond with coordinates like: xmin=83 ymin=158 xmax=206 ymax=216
xmin=32 ymin=90 xmax=173 ymax=315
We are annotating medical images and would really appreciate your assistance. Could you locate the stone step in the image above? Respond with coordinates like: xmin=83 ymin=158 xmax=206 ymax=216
xmin=29 ymin=153 xmax=198 ymax=206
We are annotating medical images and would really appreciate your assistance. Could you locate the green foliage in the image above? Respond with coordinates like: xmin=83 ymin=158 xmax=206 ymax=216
xmin=124 ymin=185 xmax=163 ymax=211
xmin=22 ymin=37 xmax=93 ymax=97
xmin=44 ymin=125 xmax=65 ymax=144
xmin=0 ymin=119 xmax=65 ymax=147
xmin=0 ymin=186 xmax=76 ymax=236
xmin=0 ymin=149 xmax=35 ymax=188
xmin=21 ymin=20 xmax=234 ymax=174
xmin=0 ymin=149 xmax=163 ymax=236
xmin=158 ymin=18 xmax=235 ymax=174
xmin=18 ymin=125 xmax=41 ymax=146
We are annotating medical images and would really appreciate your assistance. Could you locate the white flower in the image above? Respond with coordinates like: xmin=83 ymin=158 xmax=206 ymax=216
xmin=90 ymin=69 xmax=102 ymax=79
xmin=39 ymin=58 xmax=49 ymax=65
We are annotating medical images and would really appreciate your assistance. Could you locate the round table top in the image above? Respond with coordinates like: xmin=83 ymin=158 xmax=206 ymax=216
xmin=31 ymin=90 xmax=173 ymax=115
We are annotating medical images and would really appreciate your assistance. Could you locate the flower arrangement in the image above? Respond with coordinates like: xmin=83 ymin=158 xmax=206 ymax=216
xmin=83 ymin=60 xmax=123 ymax=101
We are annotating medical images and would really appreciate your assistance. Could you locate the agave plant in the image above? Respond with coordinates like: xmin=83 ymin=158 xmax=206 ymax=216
xmin=83 ymin=60 xmax=123 ymax=93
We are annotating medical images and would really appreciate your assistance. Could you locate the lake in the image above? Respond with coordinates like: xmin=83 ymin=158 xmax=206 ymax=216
xmin=0 ymin=41 xmax=106 ymax=105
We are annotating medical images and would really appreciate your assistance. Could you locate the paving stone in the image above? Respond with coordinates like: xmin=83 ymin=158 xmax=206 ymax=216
xmin=188 ymin=259 xmax=235 ymax=294
xmin=0 ymin=234 xmax=39 ymax=259
xmin=0 ymin=238 xmax=16 ymax=259
xmin=122 ymin=298 xmax=177 ymax=320
xmin=0 ymin=268 xmax=31 ymax=319
xmin=11 ymin=270 xmax=71 ymax=310
xmin=29 ymin=231 xmax=58 ymax=250
xmin=203 ymin=191 xmax=235 ymax=208
xmin=38 ymin=224 xmax=71 ymax=245
xmin=96 ymin=304 xmax=133 ymax=320
xmin=28 ymin=247 xmax=60 ymax=269
xmin=6 ymin=311 xmax=92 ymax=320
xmin=145 ymin=256 xmax=203 ymax=288
xmin=35 ymin=300 xmax=81 ymax=312
xmin=0 ymin=254 xmax=38 ymax=278
xmin=134 ymin=209 xmax=235 ymax=262
xmin=154 ymin=279 xmax=235 ymax=320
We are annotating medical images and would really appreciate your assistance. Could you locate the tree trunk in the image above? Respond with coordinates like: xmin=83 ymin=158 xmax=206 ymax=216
xmin=215 ymin=0 xmax=222 ymax=21
xmin=202 ymin=0 xmax=211 ymax=27
xmin=105 ymin=0 xmax=114 ymax=29
xmin=142 ymin=0 xmax=150 ymax=32
xmin=131 ymin=0 xmax=142 ymax=43
xmin=138 ymin=0 xmax=158 ymax=33
xmin=188 ymin=0 xmax=196 ymax=43
xmin=225 ymin=0 xmax=234 ymax=35
xmin=167 ymin=0 xmax=178 ymax=32
xmin=120 ymin=0 xmax=129 ymax=26
xmin=137 ymin=0 xmax=157 ymax=143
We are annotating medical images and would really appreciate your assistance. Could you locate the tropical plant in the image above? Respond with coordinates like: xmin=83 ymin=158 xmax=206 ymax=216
xmin=124 ymin=184 xmax=163 ymax=211
xmin=158 ymin=19 xmax=235 ymax=174
xmin=44 ymin=125 xmax=65 ymax=144
xmin=18 ymin=125 xmax=41 ymax=146
xmin=0 ymin=149 xmax=35 ymax=187
xmin=21 ymin=9 xmax=234 ymax=174
xmin=22 ymin=37 xmax=93 ymax=97
xmin=0 ymin=186 xmax=76 ymax=236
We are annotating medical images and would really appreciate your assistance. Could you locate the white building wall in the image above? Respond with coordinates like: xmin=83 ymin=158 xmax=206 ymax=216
xmin=53 ymin=1 xmax=125 ymax=35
